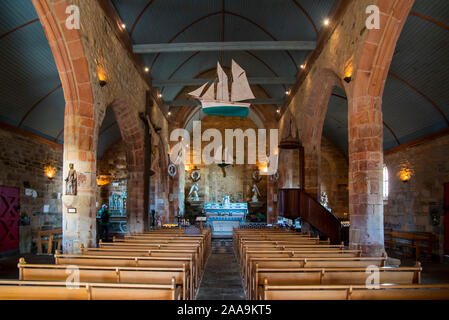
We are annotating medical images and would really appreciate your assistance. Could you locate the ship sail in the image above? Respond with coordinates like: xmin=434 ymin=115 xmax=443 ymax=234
xmin=216 ymin=62 xmax=229 ymax=101
xmin=188 ymin=82 xmax=208 ymax=98
xmin=231 ymin=59 xmax=255 ymax=102
xmin=202 ymin=82 xmax=215 ymax=100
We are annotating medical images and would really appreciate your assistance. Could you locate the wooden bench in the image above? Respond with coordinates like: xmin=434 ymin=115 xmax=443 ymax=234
xmin=260 ymin=283 xmax=449 ymax=300
xmin=245 ymin=256 xmax=387 ymax=299
xmin=0 ymin=280 xmax=181 ymax=300
xmin=384 ymin=230 xmax=435 ymax=261
xmin=251 ymin=263 xmax=422 ymax=300
xmin=242 ymin=250 xmax=362 ymax=284
xmin=102 ymin=240 xmax=206 ymax=269
xmin=18 ymin=258 xmax=191 ymax=299
xmin=54 ymin=252 xmax=196 ymax=298
xmin=37 ymin=227 xmax=62 ymax=254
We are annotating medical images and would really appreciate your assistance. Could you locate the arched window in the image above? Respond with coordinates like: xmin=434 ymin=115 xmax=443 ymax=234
xmin=383 ymin=165 xmax=389 ymax=200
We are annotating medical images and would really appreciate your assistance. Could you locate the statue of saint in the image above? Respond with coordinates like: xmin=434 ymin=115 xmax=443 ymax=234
xmin=188 ymin=183 xmax=200 ymax=201
xmin=251 ymin=184 xmax=260 ymax=202
xmin=65 ymin=163 xmax=77 ymax=195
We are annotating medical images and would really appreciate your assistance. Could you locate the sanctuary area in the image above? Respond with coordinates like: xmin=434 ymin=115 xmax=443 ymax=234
xmin=0 ymin=0 xmax=449 ymax=301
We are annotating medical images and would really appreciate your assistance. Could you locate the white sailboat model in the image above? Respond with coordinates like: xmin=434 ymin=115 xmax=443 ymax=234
xmin=188 ymin=60 xmax=255 ymax=117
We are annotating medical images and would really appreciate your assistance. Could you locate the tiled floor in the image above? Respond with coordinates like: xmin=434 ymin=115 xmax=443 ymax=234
xmin=195 ymin=239 xmax=246 ymax=300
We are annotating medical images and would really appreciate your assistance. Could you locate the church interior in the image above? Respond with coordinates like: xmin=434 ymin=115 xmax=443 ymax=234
xmin=0 ymin=0 xmax=449 ymax=302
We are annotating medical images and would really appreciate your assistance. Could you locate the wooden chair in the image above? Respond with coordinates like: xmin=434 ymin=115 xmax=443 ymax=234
xmin=37 ymin=227 xmax=62 ymax=254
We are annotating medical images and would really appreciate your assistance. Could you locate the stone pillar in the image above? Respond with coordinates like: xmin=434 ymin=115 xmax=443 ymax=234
xmin=304 ymin=144 xmax=320 ymax=199
xmin=266 ymin=176 xmax=277 ymax=223
xmin=348 ymin=96 xmax=384 ymax=256
xmin=62 ymin=111 xmax=97 ymax=254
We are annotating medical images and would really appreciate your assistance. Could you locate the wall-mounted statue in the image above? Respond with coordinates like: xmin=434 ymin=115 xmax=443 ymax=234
xmin=251 ymin=183 xmax=261 ymax=203
xmin=188 ymin=183 xmax=200 ymax=202
xmin=65 ymin=163 xmax=77 ymax=195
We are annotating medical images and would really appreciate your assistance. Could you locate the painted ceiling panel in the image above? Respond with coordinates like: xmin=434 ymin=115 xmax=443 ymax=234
xmin=0 ymin=0 xmax=63 ymax=143
xmin=382 ymin=76 xmax=444 ymax=141
xmin=21 ymin=88 xmax=65 ymax=139
xmin=1 ymin=0 xmax=446 ymax=160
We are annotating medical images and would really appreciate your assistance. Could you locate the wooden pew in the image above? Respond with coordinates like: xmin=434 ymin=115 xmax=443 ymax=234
xmin=384 ymin=230 xmax=435 ymax=261
xmin=80 ymin=247 xmax=202 ymax=289
xmin=242 ymin=250 xmax=362 ymax=284
xmin=55 ymin=252 xmax=196 ymax=299
xmin=251 ymin=263 xmax=422 ymax=299
xmin=245 ymin=256 xmax=387 ymax=299
xmin=18 ymin=258 xmax=191 ymax=299
xmin=102 ymin=240 xmax=206 ymax=269
xmin=0 ymin=280 xmax=181 ymax=300
xmin=260 ymin=283 xmax=449 ymax=300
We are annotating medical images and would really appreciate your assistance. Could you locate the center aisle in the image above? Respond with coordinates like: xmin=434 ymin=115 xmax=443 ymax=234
xmin=196 ymin=239 xmax=245 ymax=300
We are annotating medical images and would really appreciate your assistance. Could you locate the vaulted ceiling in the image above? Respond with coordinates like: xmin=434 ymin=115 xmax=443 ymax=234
xmin=0 ymin=0 xmax=448 ymax=159
xmin=324 ymin=0 xmax=449 ymax=155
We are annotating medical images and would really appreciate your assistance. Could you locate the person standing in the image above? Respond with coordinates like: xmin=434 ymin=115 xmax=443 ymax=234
xmin=98 ymin=204 xmax=111 ymax=242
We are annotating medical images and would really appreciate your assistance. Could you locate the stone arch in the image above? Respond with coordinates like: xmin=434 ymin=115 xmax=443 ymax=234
xmin=98 ymin=99 xmax=148 ymax=234
xmin=346 ymin=0 xmax=414 ymax=256
xmin=278 ymin=110 xmax=301 ymax=189
xmin=33 ymin=0 xmax=96 ymax=252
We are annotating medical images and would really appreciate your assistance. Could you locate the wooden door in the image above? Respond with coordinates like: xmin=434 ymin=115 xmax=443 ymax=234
xmin=444 ymin=183 xmax=449 ymax=255
xmin=0 ymin=186 xmax=20 ymax=253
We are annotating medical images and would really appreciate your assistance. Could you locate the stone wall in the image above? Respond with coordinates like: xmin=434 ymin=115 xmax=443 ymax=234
xmin=182 ymin=115 xmax=268 ymax=218
xmin=0 ymin=127 xmax=63 ymax=249
xmin=320 ymin=137 xmax=349 ymax=218
xmin=384 ymin=134 xmax=449 ymax=255
xmin=96 ymin=139 xmax=127 ymax=210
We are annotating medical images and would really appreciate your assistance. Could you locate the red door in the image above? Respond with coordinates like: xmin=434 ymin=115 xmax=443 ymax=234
xmin=444 ymin=183 xmax=449 ymax=255
xmin=0 ymin=186 xmax=20 ymax=253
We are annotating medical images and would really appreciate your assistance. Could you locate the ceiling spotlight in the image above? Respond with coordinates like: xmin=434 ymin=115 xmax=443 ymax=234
xmin=276 ymin=108 xmax=280 ymax=114
xmin=157 ymin=93 xmax=163 ymax=99
xmin=300 ymin=64 xmax=305 ymax=69
xmin=285 ymin=90 xmax=291 ymax=96
xmin=168 ymin=111 xmax=171 ymax=116
xmin=323 ymin=18 xmax=330 ymax=26
xmin=144 ymin=67 xmax=149 ymax=73
xmin=121 ymin=23 xmax=126 ymax=29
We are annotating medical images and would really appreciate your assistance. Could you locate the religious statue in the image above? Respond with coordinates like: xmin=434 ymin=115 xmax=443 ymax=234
xmin=65 ymin=163 xmax=77 ymax=195
xmin=320 ymin=191 xmax=330 ymax=211
xmin=188 ymin=183 xmax=200 ymax=201
xmin=251 ymin=184 xmax=261 ymax=203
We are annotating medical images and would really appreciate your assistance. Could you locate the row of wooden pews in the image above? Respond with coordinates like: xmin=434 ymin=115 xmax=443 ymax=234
xmin=0 ymin=228 xmax=211 ymax=300
xmin=234 ymin=228 xmax=449 ymax=300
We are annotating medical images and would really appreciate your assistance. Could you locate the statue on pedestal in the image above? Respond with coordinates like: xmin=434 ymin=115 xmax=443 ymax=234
xmin=65 ymin=163 xmax=77 ymax=195
xmin=188 ymin=183 xmax=200 ymax=201
xmin=251 ymin=184 xmax=260 ymax=203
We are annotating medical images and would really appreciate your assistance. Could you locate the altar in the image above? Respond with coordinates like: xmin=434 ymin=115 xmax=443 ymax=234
xmin=203 ymin=203 xmax=248 ymax=238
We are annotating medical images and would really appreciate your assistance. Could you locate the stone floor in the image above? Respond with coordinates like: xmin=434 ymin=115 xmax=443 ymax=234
xmin=195 ymin=239 xmax=246 ymax=300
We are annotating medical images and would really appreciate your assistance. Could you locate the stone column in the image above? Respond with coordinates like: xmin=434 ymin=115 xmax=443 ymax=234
xmin=304 ymin=144 xmax=320 ymax=199
xmin=348 ymin=96 xmax=384 ymax=256
xmin=62 ymin=109 xmax=97 ymax=254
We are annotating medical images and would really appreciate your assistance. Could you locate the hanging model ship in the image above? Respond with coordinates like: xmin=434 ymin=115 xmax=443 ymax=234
xmin=188 ymin=60 xmax=255 ymax=117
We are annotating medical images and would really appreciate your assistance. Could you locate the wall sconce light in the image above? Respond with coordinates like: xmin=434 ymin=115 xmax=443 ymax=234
xmin=97 ymin=66 xmax=107 ymax=87
xmin=397 ymin=159 xmax=414 ymax=183
xmin=397 ymin=168 xmax=413 ymax=183
xmin=344 ymin=65 xmax=353 ymax=83
xmin=258 ymin=163 xmax=268 ymax=174
xmin=184 ymin=164 xmax=191 ymax=171
xmin=44 ymin=165 xmax=57 ymax=180
xmin=96 ymin=174 xmax=112 ymax=186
